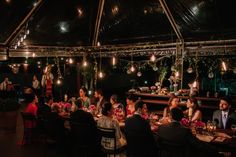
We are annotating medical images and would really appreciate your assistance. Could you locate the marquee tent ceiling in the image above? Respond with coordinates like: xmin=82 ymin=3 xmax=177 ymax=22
xmin=0 ymin=0 xmax=236 ymax=57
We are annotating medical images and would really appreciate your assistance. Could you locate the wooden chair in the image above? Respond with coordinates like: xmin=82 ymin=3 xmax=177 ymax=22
xmin=97 ymin=126 xmax=127 ymax=157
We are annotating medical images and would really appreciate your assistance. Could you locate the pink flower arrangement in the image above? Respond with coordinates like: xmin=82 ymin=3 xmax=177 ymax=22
xmin=194 ymin=121 xmax=205 ymax=128
xmin=181 ymin=118 xmax=191 ymax=127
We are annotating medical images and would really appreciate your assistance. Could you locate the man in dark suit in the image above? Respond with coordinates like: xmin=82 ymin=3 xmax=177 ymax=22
xmin=212 ymin=97 xmax=236 ymax=129
xmin=157 ymin=107 xmax=221 ymax=157
xmin=70 ymin=99 xmax=102 ymax=157
xmin=125 ymin=100 xmax=158 ymax=157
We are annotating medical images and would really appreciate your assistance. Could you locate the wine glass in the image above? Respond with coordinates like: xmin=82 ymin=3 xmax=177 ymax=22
xmin=231 ymin=124 xmax=236 ymax=137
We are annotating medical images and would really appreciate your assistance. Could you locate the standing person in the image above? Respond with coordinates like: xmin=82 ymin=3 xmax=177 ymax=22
xmin=94 ymin=89 xmax=106 ymax=115
xmin=157 ymin=107 xmax=221 ymax=157
xmin=124 ymin=100 xmax=158 ymax=157
xmin=41 ymin=65 xmax=54 ymax=97
xmin=79 ymin=86 xmax=90 ymax=109
xmin=0 ymin=77 xmax=12 ymax=91
xmin=212 ymin=97 xmax=236 ymax=129
xmin=32 ymin=75 xmax=40 ymax=96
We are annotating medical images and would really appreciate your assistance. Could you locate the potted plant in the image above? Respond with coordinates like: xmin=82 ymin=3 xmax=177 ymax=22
xmin=0 ymin=98 xmax=20 ymax=133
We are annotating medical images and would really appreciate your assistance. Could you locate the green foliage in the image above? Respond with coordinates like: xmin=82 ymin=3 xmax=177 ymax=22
xmin=0 ymin=98 xmax=20 ymax=112
xmin=158 ymin=66 xmax=168 ymax=85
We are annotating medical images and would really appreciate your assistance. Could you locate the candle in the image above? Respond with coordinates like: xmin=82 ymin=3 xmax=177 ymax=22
xmin=188 ymin=108 xmax=193 ymax=117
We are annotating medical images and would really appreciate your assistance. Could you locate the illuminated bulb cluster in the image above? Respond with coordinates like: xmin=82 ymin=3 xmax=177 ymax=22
xmin=13 ymin=28 xmax=30 ymax=49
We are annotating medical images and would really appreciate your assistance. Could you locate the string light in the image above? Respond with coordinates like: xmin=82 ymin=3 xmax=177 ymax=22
xmin=32 ymin=53 xmax=36 ymax=58
xmin=193 ymin=80 xmax=197 ymax=88
xmin=175 ymin=71 xmax=179 ymax=78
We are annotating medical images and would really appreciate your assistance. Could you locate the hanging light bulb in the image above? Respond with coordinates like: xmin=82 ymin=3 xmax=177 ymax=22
xmin=187 ymin=67 xmax=193 ymax=73
xmin=20 ymin=37 xmax=24 ymax=42
xmin=69 ymin=58 xmax=73 ymax=64
xmin=98 ymin=71 xmax=104 ymax=78
xmin=150 ymin=54 xmax=156 ymax=62
xmin=14 ymin=45 xmax=17 ymax=49
xmin=208 ymin=72 xmax=214 ymax=78
xmin=112 ymin=56 xmax=116 ymax=66
xmin=32 ymin=53 xmax=36 ymax=58
xmin=17 ymin=41 xmax=20 ymax=46
xmin=193 ymin=80 xmax=197 ymax=88
xmin=130 ymin=65 xmax=135 ymax=72
xmin=83 ymin=60 xmax=87 ymax=67
xmin=97 ymin=41 xmax=101 ymax=47
xmin=56 ymin=79 xmax=62 ymax=85
xmin=26 ymin=29 xmax=30 ymax=35
xmin=137 ymin=71 xmax=142 ymax=77
xmin=23 ymin=34 xmax=27 ymax=39
xmin=222 ymin=61 xmax=227 ymax=71
xmin=175 ymin=71 xmax=179 ymax=78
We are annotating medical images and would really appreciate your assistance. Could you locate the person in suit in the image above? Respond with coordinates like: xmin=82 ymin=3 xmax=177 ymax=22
xmin=157 ymin=107 xmax=221 ymax=157
xmin=70 ymin=99 xmax=101 ymax=157
xmin=94 ymin=89 xmax=106 ymax=115
xmin=212 ymin=97 xmax=236 ymax=129
xmin=124 ymin=100 xmax=158 ymax=157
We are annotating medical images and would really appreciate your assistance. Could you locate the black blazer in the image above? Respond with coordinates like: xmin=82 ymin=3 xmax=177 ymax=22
xmin=70 ymin=110 xmax=99 ymax=146
xmin=212 ymin=110 xmax=236 ymax=129
xmin=157 ymin=122 xmax=220 ymax=157
xmin=125 ymin=114 xmax=158 ymax=157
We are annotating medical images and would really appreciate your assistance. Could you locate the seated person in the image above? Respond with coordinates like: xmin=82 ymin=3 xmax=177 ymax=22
xmin=125 ymin=100 xmax=158 ymax=157
xmin=212 ymin=96 xmax=236 ymax=129
xmin=70 ymin=99 xmax=100 ymax=151
xmin=184 ymin=97 xmax=202 ymax=122
xmin=37 ymin=95 xmax=53 ymax=119
xmin=157 ymin=107 xmax=221 ymax=157
xmin=79 ymin=86 xmax=90 ymax=109
xmin=97 ymin=102 xmax=127 ymax=151
xmin=161 ymin=95 xmax=179 ymax=123
xmin=110 ymin=94 xmax=125 ymax=122
xmin=126 ymin=95 xmax=137 ymax=117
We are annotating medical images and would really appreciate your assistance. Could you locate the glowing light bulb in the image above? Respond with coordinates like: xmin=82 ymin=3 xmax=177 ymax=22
xmin=175 ymin=71 xmax=179 ymax=77
xmin=98 ymin=71 xmax=104 ymax=78
xmin=130 ymin=65 xmax=135 ymax=72
xmin=193 ymin=81 xmax=197 ymax=88
xmin=32 ymin=53 xmax=36 ymax=58
xmin=222 ymin=61 xmax=227 ymax=71
xmin=57 ymin=79 xmax=62 ymax=85
xmin=69 ymin=58 xmax=73 ymax=64
xmin=150 ymin=54 xmax=156 ymax=62
xmin=97 ymin=42 xmax=101 ymax=47
xmin=83 ymin=60 xmax=87 ymax=67
xmin=112 ymin=56 xmax=116 ymax=66
xmin=26 ymin=29 xmax=30 ymax=35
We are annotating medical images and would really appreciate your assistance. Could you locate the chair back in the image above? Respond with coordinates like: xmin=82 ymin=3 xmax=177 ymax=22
xmin=97 ymin=126 xmax=116 ymax=152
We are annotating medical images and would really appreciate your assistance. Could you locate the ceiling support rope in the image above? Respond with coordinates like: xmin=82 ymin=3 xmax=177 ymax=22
xmin=92 ymin=0 xmax=105 ymax=46
xmin=4 ymin=0 xmax=44 ymax=46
